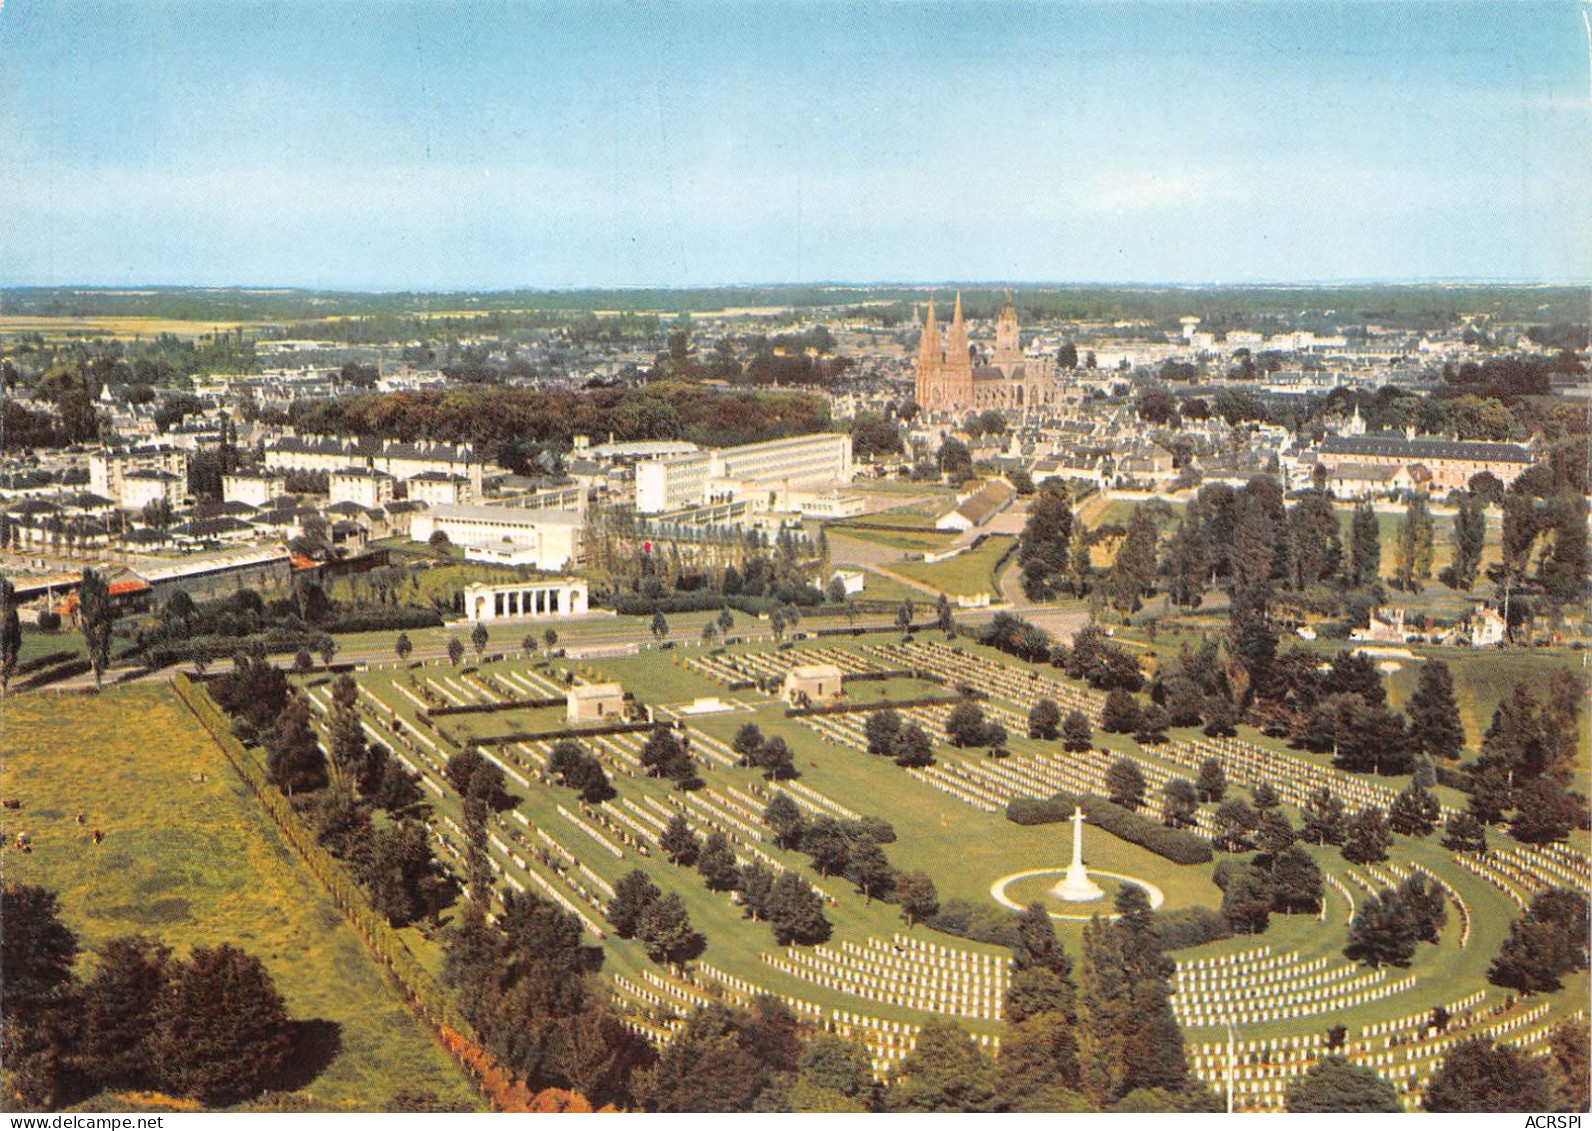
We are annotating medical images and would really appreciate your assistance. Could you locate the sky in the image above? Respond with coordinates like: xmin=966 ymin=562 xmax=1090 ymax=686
xmin=1 ymin=0 xmax=1588 ymax=289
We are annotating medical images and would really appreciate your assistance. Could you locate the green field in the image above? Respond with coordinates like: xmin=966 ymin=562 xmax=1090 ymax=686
xmin=894 ymin=536 xmax=1017 ymax=598
xmin=0 ymin=686 xmax=480 ymax=1112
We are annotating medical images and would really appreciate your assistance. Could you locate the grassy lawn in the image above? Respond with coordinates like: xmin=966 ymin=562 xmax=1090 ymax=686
xmin=0 ymin=686 xmax=480 ymax=1112
xmin=894 ymin=536 xmax=1017 ymax=598
xmin=832 ymin=526 xmax=959 ymax=555
xmin=16 ymin=626 xmax=86 ymax=665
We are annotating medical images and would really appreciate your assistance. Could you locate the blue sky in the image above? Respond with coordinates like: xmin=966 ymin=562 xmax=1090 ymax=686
xmin=1 ymin=0 xmax=1587 ymax=288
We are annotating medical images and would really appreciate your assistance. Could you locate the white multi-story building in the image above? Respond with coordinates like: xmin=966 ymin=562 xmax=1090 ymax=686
xmin=329 ymin=467 xmax=396 ymax=509
xmin=635 ymin=432 xmax=853 ymax=514
xmin=409 ymin=505 xmax=584 ymax=572
xmin=222 ymin=471 xmax=286 ymax=508
xmin=90 ymin=447 xmax=187 ymax=505
xmin=120 ymin=468 xmax=185 ymax=512
xmin=406 ymin=471 xmax=473 ymax=507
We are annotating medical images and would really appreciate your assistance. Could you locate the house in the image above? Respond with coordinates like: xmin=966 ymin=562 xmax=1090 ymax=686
xmin=782 ymin=663 xmax=844 ymax=706
xmin=935 ymin=478 xmax=1016 ymax=532
xmin=831 ymin=569 xmax=866 ymax=596
xmin=222 ymin=471 xmax=286 ymax=508
xmin=566 ymin=682 xmax=626 ymax=724
xmin=329 ymin=467 xmax=396 ymax=509
xmin=1351 ymin=606 xmax=1409 ymax=644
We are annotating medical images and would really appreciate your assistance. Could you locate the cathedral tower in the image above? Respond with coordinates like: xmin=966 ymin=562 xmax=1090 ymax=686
xmin=942 ymin=292 xmax=973 ymax=409
xmin=993 ymin=291 xmax=1021 ymax=373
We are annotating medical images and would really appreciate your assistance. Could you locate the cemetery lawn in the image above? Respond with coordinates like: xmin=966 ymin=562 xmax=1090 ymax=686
xmin=0 ymin=685 xmax=480 ymax=1112
xmin=894 ymin=536 xmax=1017 ymax=599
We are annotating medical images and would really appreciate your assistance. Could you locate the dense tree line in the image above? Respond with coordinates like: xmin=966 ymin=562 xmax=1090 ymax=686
xmin=2 ymin=882 xmax=300 ymax=1110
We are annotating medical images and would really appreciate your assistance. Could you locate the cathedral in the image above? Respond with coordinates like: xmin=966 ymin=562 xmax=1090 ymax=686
xmin=913 ymin=292 xmax=1067 ymax=417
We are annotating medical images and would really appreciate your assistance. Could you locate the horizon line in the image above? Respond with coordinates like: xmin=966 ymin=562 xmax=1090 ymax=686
xmin=4 ymin=277 xmax=1591 ymax=296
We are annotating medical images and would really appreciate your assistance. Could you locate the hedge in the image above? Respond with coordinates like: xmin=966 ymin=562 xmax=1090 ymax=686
xmin=784 ymin=693 xmax=961 ymax=719
xmin=14 ymin=648 xmax=76 ymax=676
xmin=16 ymin=658 xmax=92 ymax=690
xmin=1005 ymin=794 xmax=1081 ymax=826
xmin=1159 ymin=906 xmax=1234 ymax=950
xmin=426 ymin=697 xmax=564 ymax=717
xmin=325 ymin=607 xmax=443 ymax=634
xmin=1081 ymin=796 xmax=1213 ymax=865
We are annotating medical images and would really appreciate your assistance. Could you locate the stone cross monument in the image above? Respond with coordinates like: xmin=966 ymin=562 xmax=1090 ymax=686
xmin=1051 ymin=806 xmax=1106 ymax=902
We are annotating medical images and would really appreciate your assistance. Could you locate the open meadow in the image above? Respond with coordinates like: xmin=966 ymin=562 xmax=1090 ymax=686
xmin=0 ymin=685 xmax=480 ymax=1112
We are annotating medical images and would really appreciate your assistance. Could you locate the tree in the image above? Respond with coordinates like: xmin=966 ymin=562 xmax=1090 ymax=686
xmin=0 ymin=577 xmax=22 ymax=692
xmin=543 ymin=626 xmax=559 ymax=653
xmin=607 ymin=870 xmax=661 ymax=939
xmin=1270 ymin=846 xmax=1324 ymax=914
xmin=264 ymin=697 xmax=327 ymax=795
xmin=1106 ymin=759 xmax=1146 ymax=810
xmin=637 ymin=893 xmax=705 ymax=967
xmin=1488 ymin=888 xmax=1589 ymax=994
xmin=1348 ymin=502 xmax=1381 ymax=589
xmin=764 ymin=793 xmax=807 ymax=849
xmin=659 ymin=814 xmax=702 ymax=866
xmin=1285 ymin=1056 xmax=1401 ymax=1112
xmin=1344 ymin=887 xmax=1419 ymax=968
xmin=1160 ymin=779 xmax=1198 ymax=828
xmin=697 ymin=832 xmax=741 ymax=892
xmin=768 ymin=872 xmax=831 ymax=946
xmin=1407 ymin=659 xmax=1464 ymax=759
xmin=847 ymin=840 xmax=896 ymax=903
xmin=1108 ymin=506 xmax=1159 ymax=613
xmin=1062 ymin=710 xmax=1093 ymax=752
xmin=1220 ymin=863 xmax=1275 ymax=934
xmin=1028 ymin=698 xmax=1061 ymax=741
xmin=394 ymin=632 xmax=413 ymax=662
xmin=648 ymin=611 xmax=669 ymax=643
xmin=82 ymin=934 xmax=172 ymax=1088
xmin=1100 ymin=689 xmax=1142 ymax=734
xmin=1079 ymin=886 xmax=1187 ymax=1106
xmin=1388 ymin=783 xmax=1441 ymax=837
xmin=447 ymin=636 xmax=465 ymax=667
xmin=1446 ymin=492 xmax=1487 ymax=590
xmin=1213 ymin=798 xmax=1257 ymax=851
xmin=1547 ymin=1021 xmax=1591 ymax=1113
xmin=1195 ymin=758 xmax=1226 ymax=803
xmin=470 ymin=620 xmax=489 ymax=657
xmin=1341 ymin=806 xmax=1391 ymax=865
xmin=1 ymin=882 xmax=82 ymax=1109
xmin=935 ymin=592 xmax=954 ymax=634
xmin=1254 ymin=809 xmax=1297 ymax=857
xmin=1393 ymin=493 xmax=1435 ymax=591
xmin=864 ymin=708 xmax=901 ymax=756
xmin=892 ymin=724 xmax=934 ymax=768
xmin=729 ymin=722 xmax=765 ymax=766
xmin=1441 ymin=811 xmax=1488 ymax=854
xmin=1510 ymin=776 xmax=1579 ymax=845
xmin=1423 ymin=1038 xmax=1554 ymax=1112
xmin=945 ymin=701 xmax=988 ymax=747
xmin=895 ymin=599 xmax=915 ymax=633
xmin=897 ymin=871 xmax=939 ymax=928
xmin=77 ymin=567 xmax=114 ymax=687
xmin=152 ymin=944 xmax=293 ymax=1105
xmin=1292 ymin=787 xmax=1341 ymax=848
xmin=886 ymin=1018 xmax=998 ymax=1112
xmin=361 ymin=818 xmax=449 ymax=926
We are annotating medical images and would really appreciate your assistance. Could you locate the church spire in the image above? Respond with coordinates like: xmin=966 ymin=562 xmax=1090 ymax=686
xmin=917 ymin=298 xmax=940 ymax=366
xmin=946 ymin=291 xmax=969 ymax=364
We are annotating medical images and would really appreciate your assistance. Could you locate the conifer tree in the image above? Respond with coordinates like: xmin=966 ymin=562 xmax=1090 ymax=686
xmin=1348 ymin=502 xmax=1381 ymax=589
xmin=1407 ymin=659 xmax=1464 ymax=759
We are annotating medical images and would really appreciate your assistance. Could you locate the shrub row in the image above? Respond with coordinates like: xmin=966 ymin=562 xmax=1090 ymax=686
xmin=784 ymin=694 xmax=961 ymax=719
xmin=324 ymin=606 xmax=443 ymax=634
xmin=1004 ymin=793 xmax=1082 ymax=826
xmin=470 ymin=720 xmax=659 ymax=746
xmin=1158 ymin=906 xmax=1234 ymax=951
xmin=1082 ymin=796 xmax=1213 ymax=865
xmin=426 ymin=697 xmax=564 ymax=717
xmin=14 ymin=648 xmax=77 ymax=675
xmin=16 ymin=657 xmax=92 ymax=690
